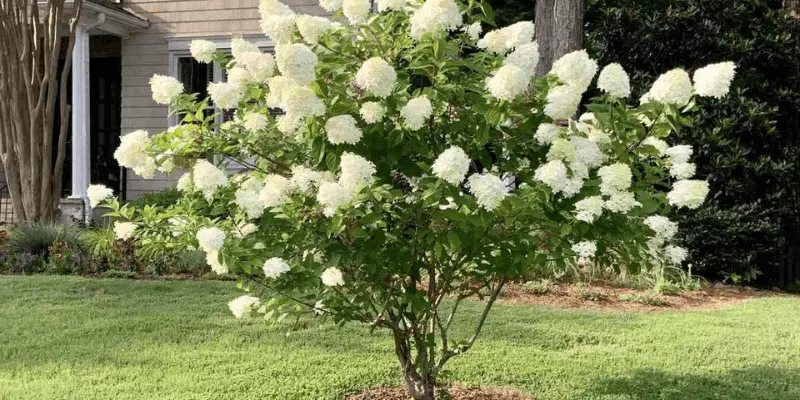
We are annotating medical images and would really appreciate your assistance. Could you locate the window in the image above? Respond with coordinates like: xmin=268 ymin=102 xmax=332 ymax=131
xmin=175 ymin=57 xmax=217 ymax=122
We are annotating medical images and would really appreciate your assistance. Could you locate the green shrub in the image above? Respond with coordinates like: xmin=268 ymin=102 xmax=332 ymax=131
xmin=617 ymin=293 xmax=668 ymax=307
xmin=6 ymin=223 xmax=85 ymax=256
xmin=128 ymin=189 xmax=182 ymax=209
xmin=584 ymin=0 xmax=800 ymax=284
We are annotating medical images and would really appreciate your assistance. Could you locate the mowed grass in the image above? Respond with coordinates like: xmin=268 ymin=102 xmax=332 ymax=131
xmin=1 ymin=276 xmax=799 ymax=400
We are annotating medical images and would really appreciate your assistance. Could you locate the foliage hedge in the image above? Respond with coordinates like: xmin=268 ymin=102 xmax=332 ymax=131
xmin=487 ymin=0 xmax=800 ymax=283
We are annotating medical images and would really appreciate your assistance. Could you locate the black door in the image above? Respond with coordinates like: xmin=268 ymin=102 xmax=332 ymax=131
xmin=89 ymin=56 xmax=122 ymax=195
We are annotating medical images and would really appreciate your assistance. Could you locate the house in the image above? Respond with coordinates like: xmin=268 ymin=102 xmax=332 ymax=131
xmin=0 ymin=0 xmax=327 ymax=224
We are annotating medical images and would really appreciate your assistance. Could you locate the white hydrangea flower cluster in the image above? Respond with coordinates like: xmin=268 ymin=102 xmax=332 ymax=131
xmin=235 ymin=177 xmax=267 ymax=219
xmin=263 ymin=257 xmax=291 ymax=278
xmin=149 ymin=74 xmax=184 ymax=105
xmin=321 ymin=267 xmax=345 ymax=286
xmin=571 ymin=240 xmax=597 ymax=263
xmin=208 ymin=82 xmax=241 ymax=110
xmin=325 ymin=115 xmax=363 ymax=144
xmin=338 ymin=152 xmax=377 ymax=191
xmin=467 ymin=172 xmax=507 ymax=211
xmin=275 ymin=43 xmax=319 ymax=85
xmin=465 ymin=22 xmax=482 ymax=41
xmin=359 ymin=102 xmax=386 ymax=124
xmin=640 ymin=137 xmax=668 ymax=156
xmin=544 ymin=85 xmax=583 ymax=120
xmin=667 ymin=179 xmax=709 ymax=209
xmin=192 ymin=160 xmax=229 ymax=199
xmin=534 ymin=123 xmax=560 ymax=145
xmin=693 ymin=62 xmax=736 ymax=98
xmin=206 ymin=251 xmax=228 ymax=275
xmin=486 ymin=64 xmax=530 ymax=101
xmin=243 ymin=112 xmax=269 ymax=132
xmin=296 ymin=15 xmax=333 ymax=44
xmin=378 ymin=0 xmax=406 ymax=12
xmin=114 ymin=221 xmax=137 ymax=240
xmin=196 ymin=227 xmax=226 ymax=253
xmin=641 ymin=68 xmax=693 ymax=105
xmin=597 ymin=63 xmax=631 ymax=98
xmin=290 ymin=165 xmax=329 ymax=193
xmin=574 ymin=196 xmax=604 ymax=223
xmin=114 ymin=130 xmax=156 ymax=179
xmin=664 ymin=144 xmax=696 ymax=179
xmin=259 ymin=0 xmax=297 ymax=44
xmin=477 ymin=21 xmax=534 ymax=53
xmin=355 ymin=57 xmax=398 ymax=98
xmin=228 ymin=295 xmax=261 ymax=319
xmin=87 ymin=184 xmax=114 ymax=208
xmin=190 ymin=40 xmax=216 ymax=64
xmin=401 ymin=96 xmax=433 ymax=131
xmin=317 ymin=181 xmax=354 ymax=217
xmin=319 ymin=0 xmax=343 ymax=12
xmin=409 ymin=0 xmax=462 ymax=39
xmin=432 ymin=146 xmax=471 ymax=185
xmin=259 ymin=174 xmax=293 ymax=208
xmin=544 ymin=50 xmax=598 ymax=120
xmin=344 ymin=0 xmax=371 ymax=24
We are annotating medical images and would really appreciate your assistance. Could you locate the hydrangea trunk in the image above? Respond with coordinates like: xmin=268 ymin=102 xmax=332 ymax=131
xmin=394 ymin=330 xmax=438 ymax=400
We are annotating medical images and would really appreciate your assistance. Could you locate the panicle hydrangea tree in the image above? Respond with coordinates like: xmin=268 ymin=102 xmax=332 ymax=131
xmin=88 ymin=0 xmax=737 ymax=397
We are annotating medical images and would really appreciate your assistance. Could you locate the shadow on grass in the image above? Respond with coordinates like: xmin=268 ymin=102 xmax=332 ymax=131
xmin=581 ymin=366 xmax=800 ymax=400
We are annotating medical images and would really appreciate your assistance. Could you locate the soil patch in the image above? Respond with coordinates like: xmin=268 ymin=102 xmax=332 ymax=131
xmin=499 ymin=281 xmax=783 ymax=311
xmin=346 ymin=385 xmax=533 ymax=400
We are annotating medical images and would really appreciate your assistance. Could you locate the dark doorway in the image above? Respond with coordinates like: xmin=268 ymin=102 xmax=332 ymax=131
xmin=89 ymin=56 xmax=122 ymax=194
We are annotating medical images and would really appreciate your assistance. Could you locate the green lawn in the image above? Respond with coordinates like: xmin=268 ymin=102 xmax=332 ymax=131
xmin=1 ymin=276 xmax=799 ymax=400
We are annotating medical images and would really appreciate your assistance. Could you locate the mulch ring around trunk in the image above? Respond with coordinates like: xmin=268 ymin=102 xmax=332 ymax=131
xmin=346 ymin=384 xmax=534 ymax=400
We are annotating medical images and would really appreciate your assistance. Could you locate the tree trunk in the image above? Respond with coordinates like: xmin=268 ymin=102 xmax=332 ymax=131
xmin=786 ymin=0 xmax=800 ymax=18
xmin=393 ymin=329 xmax=438 ymax=400
xmin=535 ymin=0 xmax=585 ymax=76
xmin=0 ymin=0 xmax=83 ymax=223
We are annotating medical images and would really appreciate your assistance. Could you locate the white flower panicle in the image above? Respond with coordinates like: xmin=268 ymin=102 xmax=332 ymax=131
xmin=550 ymin=50 xmax=598 ymax=91
xmin=259 ymin=0 xmax=297 ymax=44
xmin=259 ymin=174 xmax=293 ymax=208
xmin=359 ymin=102 xmax=386 ymax=124
xmin=432 ymin=146 xmax=471 ymax=185
xmin=378 ymin=0 xmax=406 ymax=12
xmin=410 ymin=0 xmax=462 ymax=39
xmin=546 ymin=138 xmax=576 ymax=162
xmin=544 ymin=85 xmax=582 ymax=120
xmin=325 ymin=115 xmax=363 ymax=145
xmin=262 ymin=257 xmax=291 ymax=278
xmin=693 ymin=61 xmax=736 ymax=98
xmin=266 ymin=76 xmax=293 ymax=108
xmin=196 ymin=227 xmax=226 ymax=252
xmin=467 ymin=172 xmax=507 ymax=211
xmin=87 ymin=184 xmax=114 ymax=207
xmin=534 ymin=123 xmax=560 ymax=145
xmin=670 ymin=162 xmax=696 ymax=180
xmin=598 ymin=163 xmax=632 ymax=195
xmin=644 ymin=215 xmax=678 ymax=244
xmin=190 ymin=40 xmax=216 ymax=64
xmin=283 ymin=86 xmax=326 ymax=117
xmin=228 ymin=295 xmax=261 ymax=319
xmin=338 ymin=152 xmax=377 ymax=191
xmin=574 ymin=196 xmax=604 ymax=223
xmin=290 ymin=165 xmax=325 ymax=192
xmin=643 ymin=68 xmax=693 ymax=105
xmin=667 ymin=180 xmax=709 ymax=209
xmin=193 ymin=160 xmax=228 ymax=198
xmin=317 ymin=181 xmax=353 ymax=217
xmin=114 ymin=222 xmax=137 ymax=240
xmin=237 ymin=52 xmax=276 ymax=83
xmin=477 ymin=29 xmax=507 ymax=53
xmin=114 ymin=130 xmax=157 ymax=179
xmin=665 ymin=145 xmax=693 ymax=165
xmin=572 ymin=241 xmax=597 ymax=261
xmin=243 ymin=112 xmax=269 ymax=132
xmin=401 ymin=96 xmax=433 ymax=131
xmin=296 ymin=15 xmax=333 ymax=44
xmin=502 ymin=21 xmax=535 ymax=50
xmin=534 ymin=159 xmax=568 ymax=193
xmin=604 ymin=191 xmax=641 ymax=213
xmin=276 ymin=43 xmax=319 ymax=85
xmin=234 ymin=222 xmax=258 ymax=238
xmin=487 ymin=65 xmax=530 ymax=101
xmin=176 ymin=173 xmax=193 ymax=192
xmin=664 ymin=245 xmax=688 ymax=265
xmin=597 ymin=63 xmax=631 ymax=98
xmin=319 ymin=0 xmax=343 ymax=11
xmin=571 ymin=137 xmax=605 ymax=167
xmin=355 ymin=57 xmax=398 ymax=98
xmin=227 ymin=67 xmax=253 ymax=89
xmin=276 ymin=114 xmax=302 ymax=134
xmin=206 ymin=251 xmax=229 ymax=275
xmin=149 ymin=74 xmax=184 ymax=105
xmin=466 ymin=22 xmax=482 ymax=41
xmin=504 ymin=42 xmax=539 ymax=76
xmin=321 ymin=267 xmax=345 ymax=286
xmin=343 ymin=0 xmax=370 ymax=23
xmin=235 ymin=178 xmax=266 ymax=219
xmin=231 ymin=37 xmax=260 ymax=59
xmin=208 ymin=82 xmax=241 ymax=109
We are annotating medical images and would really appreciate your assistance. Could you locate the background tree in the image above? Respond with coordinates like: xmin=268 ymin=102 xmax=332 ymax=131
xmin=786 ymin=0 xmax=800 ymax=17
xmin=534 ymin=0 xmax=585 ymax=76
xmin=0 ymin=0 xmax=83 ymax=222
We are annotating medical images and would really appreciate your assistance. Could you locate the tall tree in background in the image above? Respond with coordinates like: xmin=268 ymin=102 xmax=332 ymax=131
xmin=787 ymin=0 xmax=800 ymax=17
xmin=535 ymin=0 xmax=585 ymax=76
xmin=0 ymin=0 xmax=83 ymax=222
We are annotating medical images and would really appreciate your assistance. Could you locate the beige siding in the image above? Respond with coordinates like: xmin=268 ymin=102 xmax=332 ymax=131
xmin=120 ymin=0 xmax=325 ymax=199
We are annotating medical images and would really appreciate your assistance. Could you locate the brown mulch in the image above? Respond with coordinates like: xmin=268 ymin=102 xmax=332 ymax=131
xmin=498 ymin=281 xmax=784 ymax=312
xmin=346 ymin=385 xmax=533 ymax=400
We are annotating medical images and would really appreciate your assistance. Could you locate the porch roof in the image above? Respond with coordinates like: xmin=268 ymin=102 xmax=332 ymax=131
xmin=41 ymin=0 xmax=150 ymax=37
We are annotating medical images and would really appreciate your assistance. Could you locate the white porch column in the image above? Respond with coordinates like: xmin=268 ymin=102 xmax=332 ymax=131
xmin=70 ymin=25 xmax=90 ymax=210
